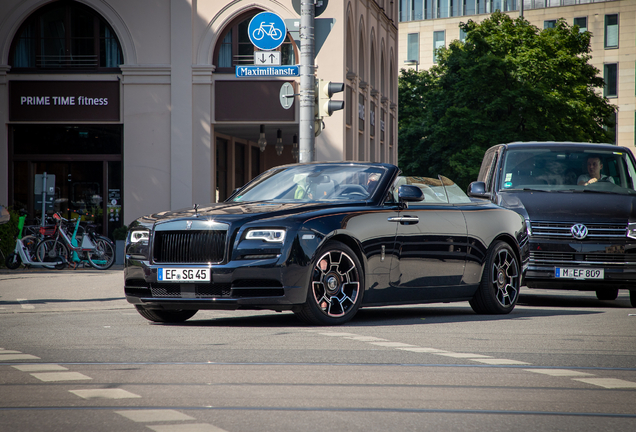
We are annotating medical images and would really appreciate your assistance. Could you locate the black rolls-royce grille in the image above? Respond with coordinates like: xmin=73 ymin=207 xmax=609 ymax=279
xmin=530 ymin=222 xmax=625 ymax=240
xmin=153 ymin=230 xmax=226 ymax=263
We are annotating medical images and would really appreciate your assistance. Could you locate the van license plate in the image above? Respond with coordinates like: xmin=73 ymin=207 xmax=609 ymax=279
xmin=158 ymin=268 xmax=210 ymax=283
xmin=555 ymin=268 xmax=604 ymax=279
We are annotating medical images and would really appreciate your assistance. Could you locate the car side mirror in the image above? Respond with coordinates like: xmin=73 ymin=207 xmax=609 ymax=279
xmin=398 ymin=185 xmax=424 ymax=203
xmin=467 ymin=181 xmax=491 ymax=199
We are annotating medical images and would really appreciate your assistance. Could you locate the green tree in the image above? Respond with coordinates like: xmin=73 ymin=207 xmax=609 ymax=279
xmin=398 ymin=11 xmax=616 ymax=189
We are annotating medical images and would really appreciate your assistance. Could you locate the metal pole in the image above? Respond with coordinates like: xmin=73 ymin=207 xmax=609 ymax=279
xmin=41 ymin=172 xmax=47 ymax=227
xmin=520 ymin=0 xmax=524 ymax=18
xmin=298 ymin=0 xmax=315 ymax=163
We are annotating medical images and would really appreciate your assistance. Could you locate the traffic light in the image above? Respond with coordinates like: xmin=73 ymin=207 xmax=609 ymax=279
xmin=316 ymin=79 xmax=345 ymax=119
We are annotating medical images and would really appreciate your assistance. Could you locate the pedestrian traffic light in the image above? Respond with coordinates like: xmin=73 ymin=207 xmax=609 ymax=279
xmin=316 ymin=79 xmax=345 ymax=119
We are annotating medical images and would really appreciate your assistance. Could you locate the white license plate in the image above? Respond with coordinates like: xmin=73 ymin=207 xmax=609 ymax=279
xmin=158 ymin=268 xmax=210 ymax=283
xmin=555 ymin=268 xmax=604 ymax=279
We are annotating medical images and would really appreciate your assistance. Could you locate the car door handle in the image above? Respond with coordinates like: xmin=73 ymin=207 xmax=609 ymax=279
xmin=387 ymin=216 xmax=419 ymax=224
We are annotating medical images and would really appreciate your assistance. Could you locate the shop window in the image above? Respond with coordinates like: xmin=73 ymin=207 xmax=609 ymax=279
xmin=213 ymin=10 xmax=297 ymax=73
xmin=9 ymin=0 xmax=123 ymax=72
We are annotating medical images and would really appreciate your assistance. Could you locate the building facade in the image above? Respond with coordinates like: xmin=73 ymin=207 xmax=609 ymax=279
xmin=398 ymin=0 xmax=635 ymax=150
xmin=0 ymin=0 xmax=399 ymax=236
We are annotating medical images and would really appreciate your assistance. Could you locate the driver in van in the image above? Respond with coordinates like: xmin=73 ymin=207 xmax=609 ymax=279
xmin=577 ymin=155 xmax=615 ymax=186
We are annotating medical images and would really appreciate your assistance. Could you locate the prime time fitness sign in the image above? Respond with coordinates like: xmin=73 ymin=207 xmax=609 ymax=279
xmin=9 ymin=81 xmax=120 ymax=122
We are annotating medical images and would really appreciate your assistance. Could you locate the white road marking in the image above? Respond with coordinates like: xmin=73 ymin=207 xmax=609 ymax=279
xmin=16 ymin=299 xmax=35 ymax=309
xmin=463 ymin=358 xmax=531 ymax=365
xmin=343 ymin=336 xmax=389 ymax=342
xmin=0 ymin=354 xmax=40 ymax=361
xmin=30 ymin=372 xmax=92 ymax=382
xmin=146 ymin=424 xmax=228 ymax=432
xmin=397 ymin=347 xmax=449 ymax=353
xmin=71 ymin=389 xmax=142 ymax=399
xmin=0 ymin=350 xmax=22 ymax=354
xmin=524 ymin=369 xmax=594 ymax=377
xmin=433 ymin=352 xmax=492 ymax=359
xmin=116 ymin=410 xmax=196 ymax=422
xmin=573 ymin=378 xmax=636 ymax=389
xmin=317 ymin=332 xmax=359 ymax=337
xmin=13 ymin=364 xmax=68 ymax=372
xmin=368 ymin=342 xmax=417 ymax=348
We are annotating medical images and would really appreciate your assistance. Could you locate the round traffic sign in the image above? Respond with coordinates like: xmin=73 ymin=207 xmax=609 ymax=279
xmin=248 ymin=12 xmax=287 ymax=51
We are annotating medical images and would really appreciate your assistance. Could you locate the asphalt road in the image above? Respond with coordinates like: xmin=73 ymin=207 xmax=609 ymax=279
xmin=1 ymin=266 xmax=635 ymax=432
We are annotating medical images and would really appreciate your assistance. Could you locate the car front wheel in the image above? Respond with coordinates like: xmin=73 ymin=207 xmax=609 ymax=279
xmin=294 ymin=241 xmax=364 ymax=325
xmin=135 ymin=305 xmax=198 ymax=323
xmin=630 ymin=290 xmax=635 ymax=308
xmin=470 ymin=241 xmax=520 ymax=314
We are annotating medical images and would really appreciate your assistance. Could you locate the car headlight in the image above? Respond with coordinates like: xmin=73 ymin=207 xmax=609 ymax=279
xmin=627 ymin=223 xmax=636 ymax=240
xmin=245 ymin=229 xmax=286 ymax=243
xmin=128 ymin=229 xmax=150 ymax=244
xmin=525 ymin=218 xmax=532 ymax=237
xmin=126 ymin=229 xmax=150 ymax=260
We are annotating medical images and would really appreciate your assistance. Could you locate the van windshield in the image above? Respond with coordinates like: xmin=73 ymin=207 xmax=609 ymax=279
xmin=499 ymin=148 xmax=636 ymax=195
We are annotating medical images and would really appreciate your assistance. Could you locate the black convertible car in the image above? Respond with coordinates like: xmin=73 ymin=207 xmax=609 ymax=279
xmin=124 ymin=162 xmax=529 ymax=325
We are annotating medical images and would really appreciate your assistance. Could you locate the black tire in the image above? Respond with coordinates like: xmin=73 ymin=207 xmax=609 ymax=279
xmin=87 ymin=236 xmax=115 ymax=270
xmin=135 ymin=305 xmax=198 ymax=323
xmin=5 ymin=253 xmax=21 ymax=270
xmin=35 ymin=238 xmax=69 ymax=269
xmin=470 ymin=241 xmax=520 ymax=314
xmin=294 ymin=241 xmax=364 ymax=325
xmin=595 ymin=288 xmax=619 ymax=301
xmin=630 ymin=290 xmax=635 ymax=308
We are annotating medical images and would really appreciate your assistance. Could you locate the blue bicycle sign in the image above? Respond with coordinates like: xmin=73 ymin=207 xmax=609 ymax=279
xmin=248 ymin=12 xmax=286 ymax=51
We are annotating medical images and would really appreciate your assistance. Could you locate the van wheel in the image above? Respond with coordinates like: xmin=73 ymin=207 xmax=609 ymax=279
xmin=595 ymin=288 xmax=619 ymax=301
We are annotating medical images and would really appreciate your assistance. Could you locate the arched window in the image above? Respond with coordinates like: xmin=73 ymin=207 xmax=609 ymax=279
xmin=358 ymin=32 xmax=365 ymax=82
xmin=213 ymin=10 xmax=297 ymax=73
xmin=346 ymin=20 xmax=353 ymax=72
xmin=9 ymin=0 xmax=122 ymax=72
xmin=381 ymin=49 xmax=385 ymax=96
xmin=370 ymin=41 xmax=376 ymax=89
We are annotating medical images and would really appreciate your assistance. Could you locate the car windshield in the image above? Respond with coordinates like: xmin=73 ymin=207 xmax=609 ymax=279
xmin=231 ymin=164 xmax=388 ymax=203
xmin=499 ymin=148 xmax=636 ymax=195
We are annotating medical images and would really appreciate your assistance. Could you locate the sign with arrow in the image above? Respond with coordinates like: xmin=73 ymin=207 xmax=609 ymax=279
xmin=254 ymin=51 xmax=281 ymax=66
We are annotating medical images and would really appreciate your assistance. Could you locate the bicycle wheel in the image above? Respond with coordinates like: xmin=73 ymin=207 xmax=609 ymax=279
xmin=252 ymin=27 xmax=265 ymax=40
xmin=36 ymin=238 xmax=69 ymax=270
xmin=87 ymin=236 xmax=115 ymax=270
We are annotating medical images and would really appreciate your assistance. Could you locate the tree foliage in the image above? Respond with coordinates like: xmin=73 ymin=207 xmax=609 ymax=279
xmin=398 ymin=12 xmax=616 ymax=189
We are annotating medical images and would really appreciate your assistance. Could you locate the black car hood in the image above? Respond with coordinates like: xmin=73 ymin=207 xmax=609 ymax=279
xmin=498 ymin=190 xmax=636 ymax=223
xmin=139 ymin=201 xmax=364 ymax=225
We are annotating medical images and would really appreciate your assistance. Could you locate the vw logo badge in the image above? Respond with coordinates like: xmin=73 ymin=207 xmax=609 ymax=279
xmin=571 ymin=223 xmax=588 ymax=240
xmin=186 ymin=220 xmax=193 ymax=230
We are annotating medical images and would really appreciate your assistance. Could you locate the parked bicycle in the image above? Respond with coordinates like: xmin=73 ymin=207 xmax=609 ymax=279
xmin=35 ymin=212 xmax=115 ymax=270
xmin=5 ymin=211 xmax=66 ymax=270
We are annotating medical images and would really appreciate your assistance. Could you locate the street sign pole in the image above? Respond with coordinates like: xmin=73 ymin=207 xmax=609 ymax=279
xmin=299 ymin=1 xmax=315 ymax=163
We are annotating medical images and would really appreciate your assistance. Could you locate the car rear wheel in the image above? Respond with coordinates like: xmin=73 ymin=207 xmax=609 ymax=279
xmin=470 ymin=241 xmax=520 ymax=314
xmin=630 ymin=290 xmax=636 ymax=308
xmin=294 ymin=241 xmax=364 ymax=325
xmin=135 ymin=305 xmax=198 ymax=323
xmin=595 ymin=288 xmax=619 ymax=301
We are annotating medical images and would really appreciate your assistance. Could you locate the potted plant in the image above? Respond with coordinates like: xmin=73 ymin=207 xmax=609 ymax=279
xmin=112 ymin=225 xmax=128 ymax=265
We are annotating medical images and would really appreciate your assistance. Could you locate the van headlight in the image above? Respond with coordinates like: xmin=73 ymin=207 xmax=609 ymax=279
xmin=627 ymin=223 xmax=636 ymax=240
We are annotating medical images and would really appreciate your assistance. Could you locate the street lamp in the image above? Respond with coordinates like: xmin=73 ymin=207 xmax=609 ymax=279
xmin=404 ymin=59 xmax=419 ymax=72
xmin=258 ymin=124 xmax=267 ymax=152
